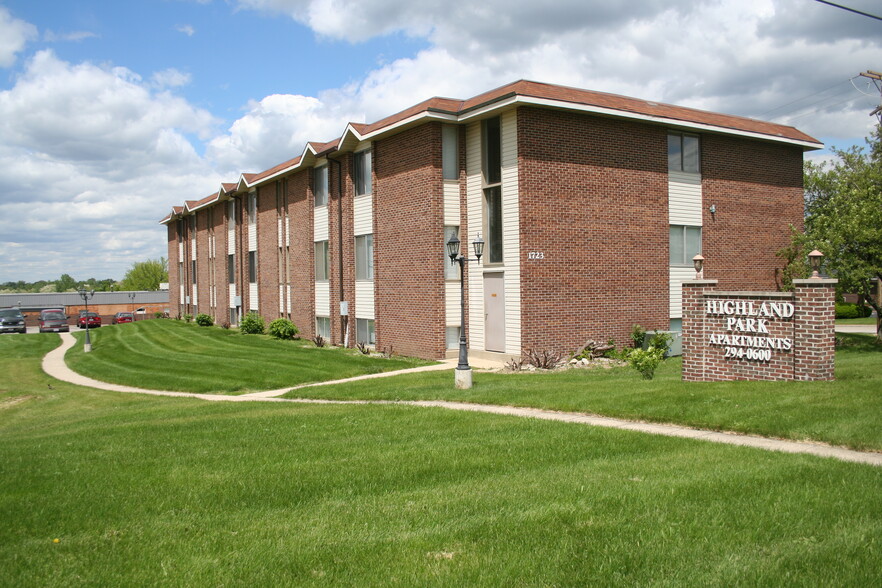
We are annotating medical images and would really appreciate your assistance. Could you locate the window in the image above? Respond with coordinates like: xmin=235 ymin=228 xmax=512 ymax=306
xmin=484 ymin=187 xmax=503 ymax=263
xmin=248 ymin=192 xmax=257 ymax=223
xmin=314 ymin=165 xmax=328 ymax=206
xmin=228 ymin=254 xmax=235 ymax=284
xmin=192 ymin=260 xmax=196 ymax=284
xmin=314 ymin=241 xmax=329 ymax=280
xmin=177 ymin=220 xmax=184 ymax=242
xmin=482 ymin=117 xmax=501 ymax=185
xmin=315 ymin=316 xmax=330 ymax=339
xmin=446 ymin=326 xmax=461 ymax=349
xmin=178 ymin=261 xmax=183 ymax=281
xmin=228 ymin=200 xmax=236 ymax=226
xmin=229 ymin=307 xmax=238 ymax=326
xmin=444 ymin=226 xmax=460 ymax=280
xmin=482 ymin=117 xmax=503 ymax=263
xmin=668 ymin=133 xmax=700 ymax=173
xmin=442 ymin=125 xmax=459 ymax=180
xmin=670 ymin=225 xmax=702 ymax=265
xmin=355 ymin=234 xmax=374 ymax=280
xmin=248 ymin=251 xmax=256 ymax=283
xmin=354 ymin=150 xmax=372 ymax=196
xmin=356 ymin=319 xmax=375 ymax=345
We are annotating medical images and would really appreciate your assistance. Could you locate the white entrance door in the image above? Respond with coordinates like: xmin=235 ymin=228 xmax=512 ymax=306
xmin=484 ymin=273 xmax=505 ymax=352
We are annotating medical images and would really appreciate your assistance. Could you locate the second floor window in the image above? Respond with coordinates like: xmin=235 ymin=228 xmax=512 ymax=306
xmin=354 ymin=150 xmax=372 ymax=196
xmin=315 ymin=241 xmax=329 ymax=280
xmin=668 ymin=133 xmax=700 ymax=173
xmin=670 ymin=225 xmax=702 ymax=265
xmin=355 ymin=234 xmax=374 ymax=280
xmin=314 ymin=165 xmax=328 ymax=206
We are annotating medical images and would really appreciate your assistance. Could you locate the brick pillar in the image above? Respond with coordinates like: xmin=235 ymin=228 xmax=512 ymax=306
xmin=681 ymin=279 xmax=717 ymax=382
xmin=792 ymin=278 xmax=837 ymax=381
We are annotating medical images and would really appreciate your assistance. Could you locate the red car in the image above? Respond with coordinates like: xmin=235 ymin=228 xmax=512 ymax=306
xmin=78 ymin=311 xmax=101 ymax=328
xmin=112 ymin=312 xmax=134 ymax=324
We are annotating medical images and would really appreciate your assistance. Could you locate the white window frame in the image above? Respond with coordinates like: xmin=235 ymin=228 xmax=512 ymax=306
xmin=314 ymin=241 xmax=329 ymax=281
xmin=355 ymin=234 xmax=374 ymax=281
xmin=354 ymin=150 xmax=372 ymax=196
xmin=356 ymin=318 xmax=376 ymax=345
xmin=668 ymin=132 xmax=700 ymax=174
xmin=314 ymin=165 xmax=329 ymax=207
xmin=669 ymin=225 xmax=702 ymax=266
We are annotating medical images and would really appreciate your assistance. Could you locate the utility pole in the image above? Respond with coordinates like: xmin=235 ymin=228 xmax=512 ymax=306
xmin=859 ymin=70 xmax=882 ymax=122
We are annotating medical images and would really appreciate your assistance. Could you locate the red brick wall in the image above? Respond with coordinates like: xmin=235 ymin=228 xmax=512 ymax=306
xmin=287 ymin=171 xmax=314 ymax=337
xmin=327 ymin=156 xmax=354 ymax=345
xmin=517 ymin=106 xmax=669 ymax=353
xmin=167 ymin=223 xmax=180 ymax=313
xmin=194 ymin=209 xmax=209 ymax=315
xmin=212 ymin=203 xmax=229 ymax=325
xmin=374 ymin=122 xmax=446 ymax=359
xmin=256 ymin=183 xmax=279 ymax=320
xmin=701 ymin=135 xmax=805 ymax=291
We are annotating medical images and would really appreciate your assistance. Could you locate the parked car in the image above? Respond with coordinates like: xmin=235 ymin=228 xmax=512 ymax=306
xmin=39 ymin=309 xmax=69 ymax=333
xmin=0 ymin=308 xmax=26 ymax=334
xmin=112 ymin=312 xmax=134 ymax=324
xmin=78 ymin=311 xmax=101 ymax=329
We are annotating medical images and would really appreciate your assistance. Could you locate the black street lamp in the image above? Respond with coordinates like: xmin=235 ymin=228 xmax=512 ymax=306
xmin=128 ymin=292 xmax=136 ymax=319
xmin=447 ymin=232 xmax=484 ymax=389
xmin=78 ymin=286 xmax=96 ymax=353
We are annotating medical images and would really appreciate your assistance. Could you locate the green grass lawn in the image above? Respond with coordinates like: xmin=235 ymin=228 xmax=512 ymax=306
xmin=836 ymin=316 xmax=879 ymax=325
xmin=2 ymin=335 xmax=881 ymax=586
xmin=281 ymin=333 xmax=882 ymax=452
xmin=65 ymin=319 xmax=433 ymax=394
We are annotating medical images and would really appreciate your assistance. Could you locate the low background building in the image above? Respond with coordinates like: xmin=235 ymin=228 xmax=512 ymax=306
xmin=0 ymin=291 xmax=169 ymax=327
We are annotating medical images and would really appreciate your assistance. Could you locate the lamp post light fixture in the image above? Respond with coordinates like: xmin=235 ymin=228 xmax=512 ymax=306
xmin=692 ymin=254 xmax=705 ymax=279
xmin=447 ymin=232 xmax=484 ymax=389
xmin=128 ymin=292 xmax=136 ymax=319
xmin=78 ymin=286 xmax=96 ymax=353
xmin=808 ymin=249 xmax=824 ymax=278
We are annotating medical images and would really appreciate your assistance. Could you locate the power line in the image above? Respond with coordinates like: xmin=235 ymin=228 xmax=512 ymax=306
xmin=813 ymin=0 xmax=882 ymax=22
xmin=758 ymin=78 xmax=853 ymax=118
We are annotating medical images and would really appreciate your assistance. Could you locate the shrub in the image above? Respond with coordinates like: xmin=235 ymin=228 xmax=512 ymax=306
xmin=630 ymin=324 xmax=646 ymax=348
xmin=182 ymin=313 xmax=193 ymax=323
xmin=195 ymin=313 xmax=214 ymax=327
xmin=627 ymin=347 xmax=666 ymax=380
xmin=356 ymin=341 xmax=371 ymax=354
xmin=154 ymin=311 xmax=164 ymax=319
xmin=647 ymin=331 xmax=674 ymax=354
xmin=312 ymin=334 xmax=326 ymax=347
xmin=239 ymin=312 xmax=265 ymax=335
xmin=836 ymin=303 xmax=873 ymax=319
xmin=221 ymin=321 xmax=230 ymax=330
xmin=268 ymin=318 xmax=299 ymax=340
xmin=524 ymin=349 xmax=564 ymax=369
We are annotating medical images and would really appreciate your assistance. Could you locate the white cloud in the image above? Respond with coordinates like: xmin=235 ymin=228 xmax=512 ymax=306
xmin=152 ymin=68 xmax=192 ymax=89
xmin=43 ymin=30 xmax=98 ymax=42
xmin=225 ymin=0 xmax=880 ymax=150
xmin=0 ymin=6 xmax=38 ymax=67
xmin=0 ymin=51 xmax=222 ymax=281
xmin=176 ymin=24 xmax=196 ymax=36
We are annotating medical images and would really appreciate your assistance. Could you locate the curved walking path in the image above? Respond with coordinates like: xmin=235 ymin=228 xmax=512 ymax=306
xmin=44 ymin=332 xmax=882 ymax=467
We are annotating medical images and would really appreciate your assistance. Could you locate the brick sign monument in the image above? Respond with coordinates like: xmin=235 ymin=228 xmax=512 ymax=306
xmin=681 ymin=275 xmax=838 ymax=382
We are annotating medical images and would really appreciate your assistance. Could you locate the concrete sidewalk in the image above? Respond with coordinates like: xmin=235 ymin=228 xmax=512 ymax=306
xmin=42 ymin=332 xmax=882 ymax=467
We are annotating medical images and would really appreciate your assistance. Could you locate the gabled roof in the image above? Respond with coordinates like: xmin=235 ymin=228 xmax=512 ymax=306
xmin=162 ymin=80 xmax=822 ymax=223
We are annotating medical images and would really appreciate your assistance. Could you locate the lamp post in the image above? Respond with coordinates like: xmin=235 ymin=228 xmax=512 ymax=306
xmin=808 ymin=249 xmax=824 ymax=278
xmin=447 ymin=232 xmax=484 ymax=389
xmin=128 ymin=292 xmax=136 ymax=319
xmin=78 ymin=286 xmax=96 ymax=353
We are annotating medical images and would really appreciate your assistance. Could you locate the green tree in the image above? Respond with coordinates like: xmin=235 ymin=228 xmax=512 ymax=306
xmin=797 ymin=124 xmax=882 ymax=338
xmin=55 ymin=273 xmax=77 ymax=292
xmin=119 ymin=258 xmax=168 ymax=291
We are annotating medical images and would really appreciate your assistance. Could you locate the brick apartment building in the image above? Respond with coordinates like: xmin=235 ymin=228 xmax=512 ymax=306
xmin=161 ymin=80 xmax=821 ymax=360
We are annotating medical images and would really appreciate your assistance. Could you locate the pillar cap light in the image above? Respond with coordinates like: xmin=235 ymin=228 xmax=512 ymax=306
xmin=808 ymin=249 xmax=823 ymax=278
xmin=692 ymin=254 xmax=705 ymax=277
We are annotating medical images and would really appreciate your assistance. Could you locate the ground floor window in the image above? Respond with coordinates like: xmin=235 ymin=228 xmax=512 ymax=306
xmin=229 ymin=307 xmax=238 ymax=326
xmin=356 ymin=318 xmax=375 ymax=345
xmin=316 ymin=316 xmax=330 ymax=339
xmin=446 ymin=326 xmax=461 ymax=349
xmin=669 ymin=225 xmax=702 ymax=266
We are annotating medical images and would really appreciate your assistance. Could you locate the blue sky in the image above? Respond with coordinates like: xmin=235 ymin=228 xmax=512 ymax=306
xmin=0 ymin=0 xmax=880 ymax=283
